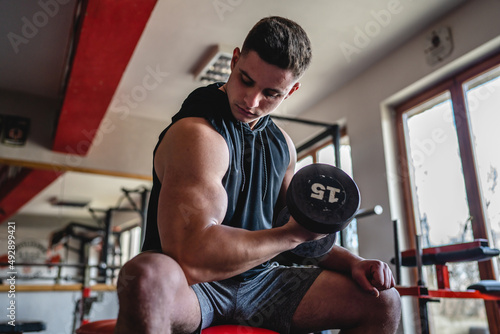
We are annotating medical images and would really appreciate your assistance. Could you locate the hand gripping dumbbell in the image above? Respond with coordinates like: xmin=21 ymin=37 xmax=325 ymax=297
xmin=273 ymin=163 xmax=361 ymax=261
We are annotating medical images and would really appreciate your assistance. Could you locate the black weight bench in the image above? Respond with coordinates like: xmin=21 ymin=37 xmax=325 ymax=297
xmin=468 ymin=280 xmax=500 ymax=294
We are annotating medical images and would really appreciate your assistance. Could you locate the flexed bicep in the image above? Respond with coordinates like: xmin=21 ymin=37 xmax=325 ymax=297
xmin=154 ymin=118 xmax=229 ymax=263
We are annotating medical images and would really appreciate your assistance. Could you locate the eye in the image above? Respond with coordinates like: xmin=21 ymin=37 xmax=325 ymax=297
xmin=241 ymin=76 xmax=252 ymax=86
xmin=264 ymin=91 xmax=280 ymax=99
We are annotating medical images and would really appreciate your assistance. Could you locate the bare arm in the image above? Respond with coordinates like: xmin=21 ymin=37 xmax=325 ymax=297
xmin=318 ymin=245 xmax=396 ymax=296
xmin=155 ymin=118 xmax=307 ymax=285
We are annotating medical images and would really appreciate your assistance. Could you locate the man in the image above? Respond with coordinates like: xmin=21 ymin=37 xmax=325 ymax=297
xmin=116 ymin=16 xmax=401 ymax=334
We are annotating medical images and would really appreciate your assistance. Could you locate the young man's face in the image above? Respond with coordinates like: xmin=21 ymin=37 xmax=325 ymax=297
xmin=224 ymin=48 xmax=300 ymax=129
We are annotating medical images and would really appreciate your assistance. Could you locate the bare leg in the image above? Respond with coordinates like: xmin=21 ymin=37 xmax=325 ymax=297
xmin=115 ymin=252 xmax=201 ymax=334
xmin=291 ymin=270 xmax=401 ymax=334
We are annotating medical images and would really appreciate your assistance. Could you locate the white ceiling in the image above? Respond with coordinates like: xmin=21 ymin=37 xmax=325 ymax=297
xmin=114 ymin=0 xmax=467 ymax=121
xmin=0 ymin=0 xmax=78 ymax=99
xmin=0 ymin=0 xmax=468 ymax=221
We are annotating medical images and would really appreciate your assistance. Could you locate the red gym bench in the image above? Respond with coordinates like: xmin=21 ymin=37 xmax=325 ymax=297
xmin=76 ymin=320 xmax=278 ymax=334
xmin=395 ymin=239 xmax=500 ymax=334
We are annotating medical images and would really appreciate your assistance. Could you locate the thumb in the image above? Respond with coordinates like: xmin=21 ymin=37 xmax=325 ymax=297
xmin=353 ymin=271 xmax=380 ymax=297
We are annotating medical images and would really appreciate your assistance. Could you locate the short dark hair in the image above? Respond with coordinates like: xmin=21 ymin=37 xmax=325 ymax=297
xmin=241 ymin=16 xmax=312 ymax=79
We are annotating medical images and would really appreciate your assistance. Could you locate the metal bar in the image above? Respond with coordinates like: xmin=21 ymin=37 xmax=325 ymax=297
xmin=354 ymin=205 xmax=383 ymax=219
xmin=330 ymin=125 xmax=341 ymax=167
xmin=99 ymin=209 xmax=113 ymax=283
xmin=296 ymin=128 xmax=334 ymax=154
xmin=393 ymin=220 xmax=402 ymax=286
xmin=121 ymin=188 xmax=140 ymax=212
xmin=271 ymin=115 xmax=338 ymax=128
xmin=0 ymin=262 xmax=121 ymax=269
xmin=415 ymin=234 xmax=425 ymax=286
xmin=140 ymin=187 xmax=150 ymax=247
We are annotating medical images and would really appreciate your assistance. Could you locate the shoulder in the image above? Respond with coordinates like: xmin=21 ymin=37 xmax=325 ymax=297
xmin=173 ymin=84 xmax=230 ymax=132
xmin=178 ymin=84 xmax=225 ymax=114
xmin=155 ymin=117 xmax=229 ymax=182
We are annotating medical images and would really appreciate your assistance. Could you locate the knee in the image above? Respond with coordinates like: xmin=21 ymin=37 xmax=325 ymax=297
xmin=371 ymin=288 xmax=402 ymax=327
xmin=117 ymin=252 xmax=186 ymax=301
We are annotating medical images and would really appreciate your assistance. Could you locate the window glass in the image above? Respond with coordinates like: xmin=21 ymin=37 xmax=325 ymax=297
xmin=340 ymin=144 xmax=353 ymax=177
xmin=296 ymin=155 xmax=313 ymax=172
xmin=339 ymin=140 xmax=358 ymax=255
xmin=402 ymin=93 xmax=486 ymax=331
xmin=318 ymin=144 xmax=336 ymax=166
xmin=405 ymin=94 xmax=473 ymax=247
xmin=465 ymin=67 xmax=500 ymax=270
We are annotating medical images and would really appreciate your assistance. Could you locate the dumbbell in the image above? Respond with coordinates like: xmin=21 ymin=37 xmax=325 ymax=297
xmin=273 ymin=163 xmax=360 ymax=260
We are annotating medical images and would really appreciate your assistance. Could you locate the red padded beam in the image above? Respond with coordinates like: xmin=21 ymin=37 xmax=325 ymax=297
xmin=0 ymin=169 xmax=63 ymax=223
xmin=397 ymin=286 xmax=500 ymax=301
xmin=52 ymin=0 xmax=157 ymax=155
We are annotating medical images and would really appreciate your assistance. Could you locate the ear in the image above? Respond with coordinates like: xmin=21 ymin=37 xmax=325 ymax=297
xmin=230 ymin=47 xmax=241 ymax=71
xmin=284 ymin=82 xmax=301 ymax=100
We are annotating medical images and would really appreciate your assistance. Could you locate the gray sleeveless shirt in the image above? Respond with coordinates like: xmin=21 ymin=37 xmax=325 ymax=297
xmin=142 ymin=83 xmax=290 ymax=279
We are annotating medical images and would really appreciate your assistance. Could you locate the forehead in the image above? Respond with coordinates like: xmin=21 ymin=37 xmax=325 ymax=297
xmin=237 ymin=50 xmax=297 ymax=91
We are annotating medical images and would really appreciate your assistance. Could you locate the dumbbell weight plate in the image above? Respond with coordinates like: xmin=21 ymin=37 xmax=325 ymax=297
xmin=274 ymin=207 xmax=336 ymax=260
xmin=287 ymin=163 xmax=360 ymax=234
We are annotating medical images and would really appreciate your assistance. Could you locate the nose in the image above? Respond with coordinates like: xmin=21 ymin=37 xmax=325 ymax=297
xmin=243 ymin=87 xmax=260 ymax=109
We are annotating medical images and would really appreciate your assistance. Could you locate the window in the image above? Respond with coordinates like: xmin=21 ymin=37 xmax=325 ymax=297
xmin=396 ymin=53 xmax=500 ymax=333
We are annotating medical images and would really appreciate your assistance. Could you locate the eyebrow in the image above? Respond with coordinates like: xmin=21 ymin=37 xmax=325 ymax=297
xmin=239 ymin=69 xmax=285 ymax=96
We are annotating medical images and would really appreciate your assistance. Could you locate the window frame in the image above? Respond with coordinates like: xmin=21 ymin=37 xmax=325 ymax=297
xmin=395 ymin=52 xmax=500 ymax=331
xmin=297 ymin=126 xmax=347 ymax=165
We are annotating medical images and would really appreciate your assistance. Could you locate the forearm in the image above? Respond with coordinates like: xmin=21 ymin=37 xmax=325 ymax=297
xmin=317 ymin=245 xmax=365 ymax=273
xmin=166 ymin=223 xmax=300 ymax=285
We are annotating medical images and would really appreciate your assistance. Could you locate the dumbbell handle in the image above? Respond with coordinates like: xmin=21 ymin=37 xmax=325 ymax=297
xmin=273 ymin=206 xmax=336 ymax=260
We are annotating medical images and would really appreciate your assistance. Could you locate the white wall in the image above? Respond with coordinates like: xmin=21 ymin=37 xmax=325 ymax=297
xmin=288 ymin=1 xmax=500 ymax=332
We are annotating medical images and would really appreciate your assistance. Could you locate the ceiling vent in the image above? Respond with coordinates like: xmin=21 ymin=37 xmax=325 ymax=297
xmin=192 ymin=44 xmax=232 ymax=84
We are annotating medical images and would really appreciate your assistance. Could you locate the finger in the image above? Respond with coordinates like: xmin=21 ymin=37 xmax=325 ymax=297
xmin=354 ymin=269 xmax=380 ymax=296
xmin=382 ymin=265 xmax=392 ymax=289
xmin=369 ymin=265 xmax=385 ymax=288
xmin=379 ymin=265 xmax=396 ymax=290
xmin=381 ymin=263 xmax=396 ymax=289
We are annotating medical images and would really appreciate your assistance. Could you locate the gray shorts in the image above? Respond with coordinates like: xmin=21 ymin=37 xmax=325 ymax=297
xmin=191 ymin=262 xmax=323 ymax=334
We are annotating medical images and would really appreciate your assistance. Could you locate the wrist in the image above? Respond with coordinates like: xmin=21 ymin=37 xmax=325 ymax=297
xmin=318 ymin=245 xmax=364 ymax=272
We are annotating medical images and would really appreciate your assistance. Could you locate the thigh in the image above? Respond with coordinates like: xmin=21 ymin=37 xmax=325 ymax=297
xmin=291 ymin=270 xmax=389 ymax=333
xmin=233 ymin=264 xmax=322 ymax=333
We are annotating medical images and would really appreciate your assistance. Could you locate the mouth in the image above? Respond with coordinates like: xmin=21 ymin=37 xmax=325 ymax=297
xmin=236 ymin=105 xmax=255 ymax=117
